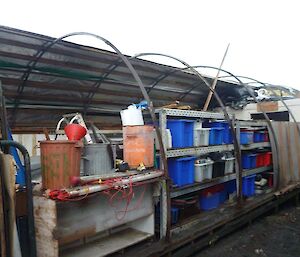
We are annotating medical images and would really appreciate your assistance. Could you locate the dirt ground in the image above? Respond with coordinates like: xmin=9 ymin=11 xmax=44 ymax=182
xmin=194 ymin=205 xmax=300 ymax=257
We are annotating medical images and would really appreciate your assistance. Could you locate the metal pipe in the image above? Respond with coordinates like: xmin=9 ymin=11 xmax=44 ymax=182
xmin=66 ymin=171 xmax=164 ymax=197
xmin=0 ymin=140 xmax=36 ymax=257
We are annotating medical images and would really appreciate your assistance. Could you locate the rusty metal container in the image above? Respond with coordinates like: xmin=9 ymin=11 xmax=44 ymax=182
xmin=40 ymin=140 xmax=82 ymax=190
xmin=123 ymin=125 xmax=154 ymax=168
xmin=82 ymin=143 xmax=114 ymax=176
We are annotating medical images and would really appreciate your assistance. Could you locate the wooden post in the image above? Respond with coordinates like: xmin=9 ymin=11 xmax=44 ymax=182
xmin=203 ymin=44 xmax=230 ymax=111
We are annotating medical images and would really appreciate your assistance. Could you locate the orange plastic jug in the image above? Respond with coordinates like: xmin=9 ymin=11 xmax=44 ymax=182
xmin=123 ymin=125 xmax=154 ymax=168
xmin=40 ymin=140 xmax=82 ymax=189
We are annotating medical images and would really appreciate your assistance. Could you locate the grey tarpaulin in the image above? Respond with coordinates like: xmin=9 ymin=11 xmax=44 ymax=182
xmin=0 ymin=26 xmax=250 ymax=131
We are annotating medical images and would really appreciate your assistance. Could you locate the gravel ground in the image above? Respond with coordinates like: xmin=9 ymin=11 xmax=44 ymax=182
xmin=194 ymin=205 xmax=300 ymax=257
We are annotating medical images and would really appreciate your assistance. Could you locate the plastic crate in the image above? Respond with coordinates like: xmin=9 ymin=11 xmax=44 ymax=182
xmin=194 ymin=127 xmax=210 ymax=146
xmin=220 ymin=122 xmax=233 ymax=144
xmin=263 ymin=131 xmax=269 ymax=142
xmin=242 ymin=175 xmax=256 ymax=197
xmin=199 ymin=192 xmax=220 ymax=210
xmin=205 ymin=121 xmax=233 ymax=144
xmin=256 ymin=153 xmax=264 ymax=167
xmin=212 ymin=160 xmax=225 ymax=178
xmin=194 ymin=120 xmax=202 ymax=130
xmin=225 ymin=180 xmax=236 ymax=194
xmin=167 ymin=119 xmax=194 ymax=148
xmin=268 ymin=174 xmax=273 ymax=187
xmin=242 ymin=153 xmax=257 ymax=169
xmin=171 ymin=207 xmax=179 ymax=225
xmin=207 ymin=121 xmax=224 ymax=128
xmin=253 ymin=131 xmax=265 ymax=143
xmin=223 ymin=130 xmax=233 ymax=144
xmin=263 ymin=152 xmax=272 ymax=166
xmin=240 ymin=131 xmax=254 ymax=145
xmin=194 ymin=159 xmax=214 ymax=182
xmin=215 ymin=122 xmax=233 ymax=144
xmin=224 ymin=157 xmax=235 ymax=174
xmin=209 ymin=127 xmax=224 ymax=145
xmin=168 ymin=156 xmax=196 ymax=186
xmin=219 ymin=190 xmax=228 ymax=204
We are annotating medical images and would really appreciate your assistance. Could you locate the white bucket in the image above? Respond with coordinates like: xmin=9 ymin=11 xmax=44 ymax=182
xmin=224 ymin=157 xmax=235 ymax=174
xmin=155 ymin=129 xmax=172 ymax=150
xmin=194 ymin=159 xmax=214 ymax=182
xmin=120 ymin=105 xmax=144 ymax=126
xmin=194 ymin=120 xmax=203 ymax=130
xmin=194 ymin=128 xmax=210 ymax=146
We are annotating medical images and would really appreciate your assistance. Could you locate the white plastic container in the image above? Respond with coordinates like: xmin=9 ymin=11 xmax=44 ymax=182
xmin=194 ymin=120 xmax=203 ymax=130
xmin=155 ymin=129 xmax=172 ymax=150
xmin=166 ymin=129 xmax=172 ymax=149
xmin=194 ymin=128 xmax=210 ymax=146
xmin=194 ymin=158 xmax=214 ymax=182
xmin=120 ymin=105 xmax=144 ymax=126
xmin=224 ymin=157 xmax=235 ymax=174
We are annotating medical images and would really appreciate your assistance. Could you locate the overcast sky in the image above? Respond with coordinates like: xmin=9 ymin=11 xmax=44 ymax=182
xmin=1 ymin=0 xmax=299 ymax=89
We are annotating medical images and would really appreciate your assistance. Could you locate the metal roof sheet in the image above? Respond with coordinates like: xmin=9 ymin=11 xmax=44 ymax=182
xmin=0 ymin=26 xmax=277 ymax=132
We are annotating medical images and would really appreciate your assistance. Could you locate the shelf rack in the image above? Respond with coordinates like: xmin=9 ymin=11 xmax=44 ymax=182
xmin=156 ymin=108 xmax=269 ymax=153
xmin=156 ymin=108 xmax=273 ymax=238
xmin=164 ymin=142 xmax=270 ymax=158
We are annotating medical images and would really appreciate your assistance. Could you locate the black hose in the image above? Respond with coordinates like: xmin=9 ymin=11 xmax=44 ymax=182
xmin=0 ymin=140 xmax=36 ymax=257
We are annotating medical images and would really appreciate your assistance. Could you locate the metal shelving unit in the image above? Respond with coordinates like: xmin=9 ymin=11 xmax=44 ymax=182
xmin=156 ymin=108 xmax=273 ymax=238
xmin=170 ymin=166 xmax=273 ymax=198
xmin=155 ymin=108 xmax=233 ymax=119
xmin=156 ymin=108 xmax=270 ymax=152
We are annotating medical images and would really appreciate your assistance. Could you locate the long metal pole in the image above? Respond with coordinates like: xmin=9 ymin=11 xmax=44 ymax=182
xmin=203 ymin=44 xmax=230 ymax=111
xmin=66 ymin=171 xmax=164 ymax=197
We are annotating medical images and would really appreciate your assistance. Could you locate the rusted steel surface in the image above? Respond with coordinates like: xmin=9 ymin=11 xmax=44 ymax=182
xmin=40 ymin=140 xmax=82 ymax=190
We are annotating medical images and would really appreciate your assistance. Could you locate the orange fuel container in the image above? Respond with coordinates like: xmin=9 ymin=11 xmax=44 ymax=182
xmin=40 ymin=140 xmax=82 ymax=190
xmin=123 ymin=125 xmax=154 ymax=168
